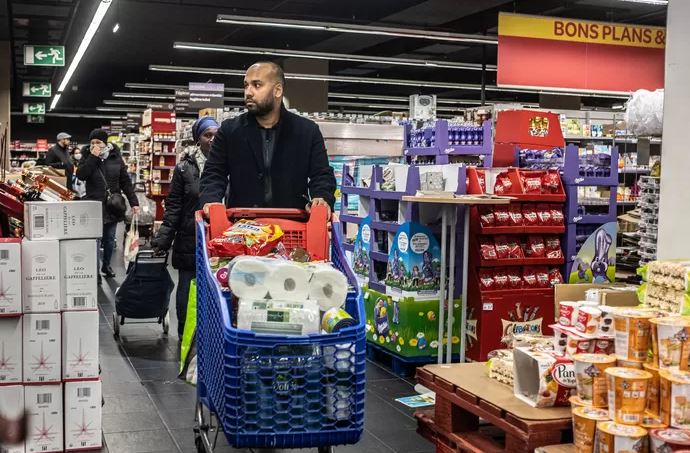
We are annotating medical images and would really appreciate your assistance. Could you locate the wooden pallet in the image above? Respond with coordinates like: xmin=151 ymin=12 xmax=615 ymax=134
xmin=416 ymin=363 xmax=573 ymax=453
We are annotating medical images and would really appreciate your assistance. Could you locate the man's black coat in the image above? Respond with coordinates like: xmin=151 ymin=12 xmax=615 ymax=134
xmin=199 ymin=105 xmax=336 ymax=209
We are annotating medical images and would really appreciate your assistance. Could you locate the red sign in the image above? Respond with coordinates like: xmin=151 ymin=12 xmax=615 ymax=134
xmin=497 ymin=13 xmax=665 ymax=93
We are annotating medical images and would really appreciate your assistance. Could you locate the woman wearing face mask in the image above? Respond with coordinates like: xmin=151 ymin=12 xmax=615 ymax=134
xmin=77 ymin=129 xmax=140 ymax=281
xmin=152 ymin=117 xmax=218 ymax=338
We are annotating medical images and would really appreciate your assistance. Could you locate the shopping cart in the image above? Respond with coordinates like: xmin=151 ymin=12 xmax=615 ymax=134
xmin=193 ymin=205 xmax=366 ymax=453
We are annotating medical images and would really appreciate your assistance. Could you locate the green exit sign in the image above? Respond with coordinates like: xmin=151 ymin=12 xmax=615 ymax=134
xmin=23 ymin=82 xmax=51 ymax=97
xmin=23 ymin=103 xmax=46 ymax=115
xmin=27 ymin=115 xmax=45 ymax=124
xmin=24 ymin=45 xmax=65 ymax=66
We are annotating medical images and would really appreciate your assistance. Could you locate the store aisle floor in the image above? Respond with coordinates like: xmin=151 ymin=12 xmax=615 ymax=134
xmin=96 ymin=226 xmax=433 ymax=453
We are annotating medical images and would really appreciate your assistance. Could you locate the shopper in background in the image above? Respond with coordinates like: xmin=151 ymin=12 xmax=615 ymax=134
xmin=45 ymin=131 xmax=75 ymax=191
xmin=152 ymin=116 xmax=219 ymax=337
xmin=77 ymin=129 xmax=140 ymax=281
xmin=199 ymin=61 xmax=336 ymax=214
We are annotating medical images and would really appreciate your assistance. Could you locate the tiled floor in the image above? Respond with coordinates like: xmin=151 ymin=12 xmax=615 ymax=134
xmin=96 ymin=227 xmax=433 ymax=453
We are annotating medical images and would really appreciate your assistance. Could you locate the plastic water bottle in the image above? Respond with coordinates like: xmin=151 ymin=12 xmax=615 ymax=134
xmin=257 ymin=355 xmax=273 ymax=431
xmin=273 ymin=355 xmax=293 ymax=431
xmin=241 ymin=349 xmax=260 ymax=432
xmin=304 ymin=345 xmax=323 ymax=431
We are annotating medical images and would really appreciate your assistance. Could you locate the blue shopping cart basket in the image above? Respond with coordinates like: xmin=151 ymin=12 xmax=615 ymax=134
xmin=194 ymin=206 xmax=365 ymax=451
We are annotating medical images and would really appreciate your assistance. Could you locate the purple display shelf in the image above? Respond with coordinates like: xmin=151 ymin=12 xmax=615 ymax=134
xmin=368 ymin=281 xmax=386 ymax=294
xmin=340 ymin=186 xmax=371 ymax=196
xmin=404 ymin=120 xmax=492 ymax=165
xmin=343 ymin=242 xmax=355 ymax=252
xmin=370 ymin=251 xmax=389 ymax=262
xmin=340 ymin=214 xmax=363 ymax=225
xmin=564 ymin=185 xmax=618 ymax=225
xmin=514 ymin=144 xmax=619 ymax=186
xmin=372 ymin=220 xmax=400 ymax=233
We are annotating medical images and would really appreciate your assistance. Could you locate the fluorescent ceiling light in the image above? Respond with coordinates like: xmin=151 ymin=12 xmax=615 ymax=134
xmin=112 ymin=23 xmax=119 ymax=33
xmin=173 ymin=41 xmax=496 ymax=72
xmin=112 ymin=92 xmax=175 ymax=100
xmin=216 ymin=14 xmax=498 ymax=45
xmin=12 ymin=111 xmax=125 ymax=119
xmin=51 ymin=0 xmax=114 ymax=110
xmin=96 ymin=106 xmax=145 ymax=112
xmin=328 ymin=101 xmax=467 ymax=112
xmin=329 ymin=92 xmax=491 ymax=105
xmin=124 ymin=82 xmax=244 ymax=94
xmin=105 ymin=97 xmax=243 ymax=106
xmin=149 ymin=64 xmax=631 ymax=99
xmin=617 ymin=0 xmax=667 ymax=5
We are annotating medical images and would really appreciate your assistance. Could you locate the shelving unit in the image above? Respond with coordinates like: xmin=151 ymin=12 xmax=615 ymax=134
xmin=138 ymin=110 xmax=177 ymax=220
xmin=403 ymin=119 xmax=492 ymax=166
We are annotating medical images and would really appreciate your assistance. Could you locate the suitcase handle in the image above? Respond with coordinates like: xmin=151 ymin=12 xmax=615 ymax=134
xmin=136 ymin=249 xmax=169 ymax=265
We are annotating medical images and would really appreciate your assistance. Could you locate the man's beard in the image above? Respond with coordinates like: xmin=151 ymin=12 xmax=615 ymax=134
xmin=245 ymin=96 xmax=275 ymax=117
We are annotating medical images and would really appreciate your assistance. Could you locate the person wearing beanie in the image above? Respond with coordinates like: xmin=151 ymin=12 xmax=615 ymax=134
xmin=77 ymin=128 xmax=140 ymax=281
xmin=45 ymin=132 xmax=74 ymax=191
xmin=152 ymin=116 xmax=218 ymax=337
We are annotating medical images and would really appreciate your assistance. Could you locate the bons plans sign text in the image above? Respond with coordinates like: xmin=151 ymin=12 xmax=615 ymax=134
xmin=497 ymin=13 xmax=665 ymax=93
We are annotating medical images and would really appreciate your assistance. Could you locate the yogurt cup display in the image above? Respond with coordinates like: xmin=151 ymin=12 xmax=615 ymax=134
xmin=660 ymin=369 xmax=690 ymax=430
xmin=651 ymin=317 xmax=690 ymax=371
xmin=606 ymin=367 xmax=653 ymax=425
xmin=641 ymin=412 xmax=669 ymax=430
xmin=572 ymin=406 xmax=610 ymax=453
xmin=576 ymin=307 xmax=602 ymax=335
xmin=573 ymin=353 xmax=616 ymax=407
xmin=594 ymin=338 xmax=615 ymax=354
xmin=614 ymin=309 xmax=655 ymax=362
xmin=618 ymin=359 xmax=645 ymax=369
xmin=567 ymin=333 xmax=595 ymax=357
xmin=597 ymin=421 xmax=648 ymax=453
xmin=649 ymin=428 xmax=690 ymax=453
xmin=553 ymin=327 xmax=568 ymax=356
xmin=599 ymin=305 xmax=616 ymax=336
xmin=646 ymin=362 xmax=662 ymax=416
xmin=559 ymin=301 xmax=580 ymax=327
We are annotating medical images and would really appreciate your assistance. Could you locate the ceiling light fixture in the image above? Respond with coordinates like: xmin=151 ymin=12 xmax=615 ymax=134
xmin=617 ymin=0 xmax=667 ymax=5
xmin=124 ymin=82 xmax=244 ymax=93
xmin=51 ymin=0 xmax=114 ymax=110
xmin=112 ymin=23 xmax=120 ymax=33
xmin=105 ymin=96 xmax=243 ymax=106
xmin=149 ymin=64 xmax=631 ymax=99
xmin=173 ymin=42 xmax=496 ymax=71
xmin=11 ymin=111 xmax=126 ymax=119
xmin=216 ymin=14 xmax=498 ymax=45
xmin=96 ymin=106 xmax=146 ymax=112
xmin=328 ymin=101 xmax=468 ymax=112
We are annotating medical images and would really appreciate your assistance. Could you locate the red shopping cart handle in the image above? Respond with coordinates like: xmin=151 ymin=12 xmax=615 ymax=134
xmin=226 ymin=207 xmax=308 ymax=221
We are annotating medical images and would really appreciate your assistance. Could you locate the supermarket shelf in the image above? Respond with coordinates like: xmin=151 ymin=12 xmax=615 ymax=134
xmin=614 ymin=137 xmax=662 ymax=145
xmin=369 ymin=189 xmax=408 ymax=200
xmin=617 ymin=201 xmax=638 ymax=206
xmin=340 ymin=214 xmax=363 ymax=225
xmin=158 ymin=152 xmax=178 ymax=156
xmin=619 ymin=168 xmax=651 ymax=175
xmin=342 ymin=242 xmax=355 ymax=252
xmin=341 ymin=185 xmax=371 ymax=196
xmin=153 ymin=166 xmax=176 ymax=170
xmin=564 ymin=135 xmax=613 ymax=141
xmin=478 ymin=257 xmax=565 ymax=267
xmin=372 ymin=220 xmax=401 ymax=233
xmin=476 ymin=225 xmax=566 ymax=235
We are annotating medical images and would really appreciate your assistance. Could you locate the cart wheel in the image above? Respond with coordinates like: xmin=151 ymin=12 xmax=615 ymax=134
xmin=112 ymin=313 xmax=120 ymax=336
xmin=162 ymin=312 xmax=170 ymax=335
xmin=318 ymin=447 xmax=334 ymax=453
xmin=194 ymin=435 xmax=205 ymax=453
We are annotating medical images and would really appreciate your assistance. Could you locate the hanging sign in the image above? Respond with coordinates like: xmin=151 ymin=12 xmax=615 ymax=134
xmin=497 ymin=13 xmax=665 ymax=92
xmin=188 ymin=83 xmax=224 ymax=109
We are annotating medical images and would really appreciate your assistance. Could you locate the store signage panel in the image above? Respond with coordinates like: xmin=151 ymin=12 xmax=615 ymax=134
xmin=23 ymin=82 xmax=51 ymax=97
xmin=497 ymin=12 xmax=665 ymax=92
xmin=188 ymin=83 xmax=224 ymax=109
xmin=24 ymin=45 xmax=65 ymax=66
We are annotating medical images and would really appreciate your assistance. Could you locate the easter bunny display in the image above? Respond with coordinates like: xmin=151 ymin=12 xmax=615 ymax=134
xmin=590 ymin=228 xmax=613 ymax=283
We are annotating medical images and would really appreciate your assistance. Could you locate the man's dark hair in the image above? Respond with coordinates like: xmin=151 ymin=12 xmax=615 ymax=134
xmin=255 ymin=61 xmax=286 ymax=88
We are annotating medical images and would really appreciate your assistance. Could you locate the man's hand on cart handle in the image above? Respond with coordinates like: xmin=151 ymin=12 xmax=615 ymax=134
xmin=306 ymin=197 xmax=332 ymax=220
xmin=203 ymin=202 xmax=224 ymax=218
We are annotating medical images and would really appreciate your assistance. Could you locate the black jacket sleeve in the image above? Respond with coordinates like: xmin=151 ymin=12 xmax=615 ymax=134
xmin=199 ymin=124 xmax=229 ymax=207
xmin=44 ymin=147 xmax=64 ymax=169
xmin=307 ymin=124 xmax=336 ymax=208
xmin=76 ymin=152 xmax=100 ymax=181
xmin=118 ymin=155 xmax=138 ymax=207
xmin=154 ymin=166 xmax=185 ymax=251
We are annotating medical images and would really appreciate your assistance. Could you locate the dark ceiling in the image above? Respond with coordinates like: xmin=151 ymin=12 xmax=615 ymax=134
xmin=4 ymin=0 xmax=668 ymax=127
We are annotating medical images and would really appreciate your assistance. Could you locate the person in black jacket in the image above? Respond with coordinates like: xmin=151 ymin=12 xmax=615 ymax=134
xmin=199 ymin=61 xmax=336 ymax=214
xmin=45 ymin=132 xmax=74 ymax=191
xmin=152 ymin=117 xmax=219 ymax=337
xmin=76 ymin=129 xmax=139 ymax=280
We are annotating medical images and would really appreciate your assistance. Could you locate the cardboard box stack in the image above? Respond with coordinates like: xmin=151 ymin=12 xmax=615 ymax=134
xmin=0 ymin=201 xmax=102 ymax=453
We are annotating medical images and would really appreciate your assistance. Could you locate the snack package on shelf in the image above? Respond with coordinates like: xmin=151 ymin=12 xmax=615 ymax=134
xmin=513 ymin=346 xmax=576 ymax=408
xmin=487 ymin=349 xmax=514 ymax=386
xmin=638 ymin=260 xmax=690 ymax=314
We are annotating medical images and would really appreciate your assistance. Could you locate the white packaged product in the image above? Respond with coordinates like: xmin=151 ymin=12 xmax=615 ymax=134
xmin=0 ymin=238 xmax=22 ymax=315
xmin=237 ymin=299 xmax=320 ymax=335
xmin=21 ymin=239 xmax=60 ymax=313
xmin=0 ymin=385 xmax=25 ymax=453
xmin=267 ymin=261 xmax=311 ymax=300
xmin=24 ymin=384 xmax=63 ymax=453
xmin=23 ymin=313 xmax=61 ymax=383
xmin=228 ymin=256 xmax=271 ymax=299
xmin=60 ymin=240 xmax=98 ymax=311
xmin=308 ymin=263 xmax=348 ymax=311
xmin=62 ymin=311 xmax=99 ymax=380
xmin=0 ymin=317 xmax=22 ymax=384
xmin=24 ymin=201 xmax=103 ymax=240
xmin=64 ymin=380 xmax=102 ymax=451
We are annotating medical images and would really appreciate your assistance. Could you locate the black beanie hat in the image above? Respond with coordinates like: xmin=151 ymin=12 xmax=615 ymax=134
xmin=88 ymin=128 xmax=108 ymax=144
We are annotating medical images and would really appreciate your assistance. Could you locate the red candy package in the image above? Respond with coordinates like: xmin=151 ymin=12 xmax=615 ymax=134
xmin=210 ymin=219 xmax=284 ymax=257
xmin=523 ymin=204 xmax=538 ymax=226
xmin=509 ymin=204 xmax=523 ymax=226
xmin=493 ymin=268 xmax=509 ymax=289
xmin=535 ymin=267 xmax=550 ymax=288
xmin=536 ymin=204 xmax=552 ymax=225
xmin=524 ymin=177 xmax=542 ymax=194
xmin=548 ymin=268 xmax=564 ymax=285
xmin=507 ymin=268 xmax=523 ymax=289
xmin=544 ymin=235 xmax=563 ymax=259
xmin=542 ymin=172 xmax=561 ymax=192
xmin=494 ymin=206 xmax=510 ymax=226
xmin=507 ymin=237 xmax=524 ymax=259
xmin=480 ymin=238 xmax=498 ymax=260
xmin=525 ymin=235 xmax=546 ymax=257
xmin=478 ymin=270 xmax=495 ymax=290
xmin=494 ymin=237 xmax=510 ymax=259
xmin=494 ymin=181 xmax=505 ymax=194
xmin=550 ymin=205 xmax=564 ymax=225
xmin=523 ymin=267 xmax=538 ymax=287
xmin=478 ymin=206 xmax=495 ymax=227
xmin=477 ymin=172 xmax=486 ymax=193
xmin=500 ymin=175 xmax=513 ymax=191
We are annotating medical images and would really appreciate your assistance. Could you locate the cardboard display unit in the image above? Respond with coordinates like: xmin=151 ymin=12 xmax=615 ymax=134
xmin=553 ymin=283 xmax=640 ymax=318
xmin=24 ymin=201 xmax=103 ymax=241
xmin=0 ymin=238 xmax=22 ymax=315
xmin=21 ymin=239 xmax=60 ymax=313
xmin=0 ymin=317 xmax=23 ymax=384
xmin=0 ymin=385 xmax=25 ymax=453
xmin=62 ymin=311 xmax=99 ymax=380
xmin=64 ymin=380 xmax=102 ymax=451
xmin=60 ymin=240 xmax=98 ymax=311
xmin=24 ymin=384 xmax=63 ymax=453
xmin=23 ymin=313 xmax=61 ymax=383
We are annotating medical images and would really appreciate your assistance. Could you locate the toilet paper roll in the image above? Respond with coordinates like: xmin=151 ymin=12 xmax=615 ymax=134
xmin=267 ymin=261 xmax=311 ymax=300
xmin=309 ymin=264 xmax=348 ymax=311
xmin=228 ymin=257 xmax=271 ymax=299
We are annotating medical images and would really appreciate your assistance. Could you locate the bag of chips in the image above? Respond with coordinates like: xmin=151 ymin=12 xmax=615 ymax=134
xmin=210 ymin=219 xmax=284 ymax=257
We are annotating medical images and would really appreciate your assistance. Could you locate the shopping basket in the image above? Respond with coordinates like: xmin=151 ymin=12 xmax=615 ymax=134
xmin=194 ymin=205 xmax=365 ymax=452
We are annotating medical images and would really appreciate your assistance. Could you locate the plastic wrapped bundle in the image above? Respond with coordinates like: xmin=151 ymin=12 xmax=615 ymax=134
xmin=625 ymin=89 xmax=664 ymax=136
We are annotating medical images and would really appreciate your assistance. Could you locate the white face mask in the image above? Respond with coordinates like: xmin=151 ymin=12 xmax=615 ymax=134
xmin=74 ymin=153 xmax=82 ymax=160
